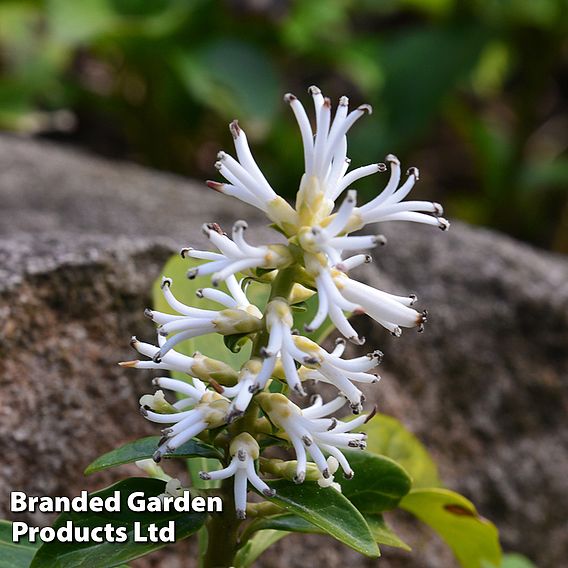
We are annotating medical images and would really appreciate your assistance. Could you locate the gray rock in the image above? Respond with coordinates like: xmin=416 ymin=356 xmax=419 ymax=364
xmin=1 ymin=134 xmax=566 ymax=567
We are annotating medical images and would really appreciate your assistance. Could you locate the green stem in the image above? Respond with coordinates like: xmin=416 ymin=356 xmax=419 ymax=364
xmin=202 ymin=266 xmax=298 ymax=567
xmin=268 ymin=266 xmax=298 ymax=302
xmin=203 ymin=478 xmax=239 ymax=568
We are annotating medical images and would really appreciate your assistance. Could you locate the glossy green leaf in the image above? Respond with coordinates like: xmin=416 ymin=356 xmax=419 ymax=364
xmin=152 ymin=254 xmax=269 ymax=371
xmin=84 ymin=436 xmax=222 ymax=475
xmin=247 ymin=514 xmax=410 ymax=550
xmin=364 ymin=514 xmax=411 ymax=551
xmin=234 ymin=530 xmax=288 ymax=568
xmin=247 ymin=513 xmax=320 ymax=535
xmin=247 ymin=512 xmax=409 ymax=551
xmin=363 ymin=414 xmax=441 ymax=488
xmin=400 ymin=488 xmax=501 ymax=568
xmin=338 ymin=450 xmax=411 ymax=512
xmin=0 ymin=520 xmax=39 ymax=568
xmin=30 ymin=478 xmax=206 ymax=568
xmin=262 ymin=479 xmax=379 ymax=558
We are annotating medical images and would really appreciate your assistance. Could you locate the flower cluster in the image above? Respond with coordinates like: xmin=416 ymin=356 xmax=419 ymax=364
xmin=121 ymin=86 xmax=447 ymax=518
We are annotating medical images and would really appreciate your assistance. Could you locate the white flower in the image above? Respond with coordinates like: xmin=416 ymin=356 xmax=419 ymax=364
xmin=286 ymin=87 xmax=373 ymax=216
xmin=199 ymin=433 xmax=275 ymax=519
xmin=298 ymin=190 xmax=386 ymax=267
xmin=220 ymin=299 xmax=371 ymax=422
xmin=257 ymin=393 xmax=369 ymax=483
xmin=248 ymin=302 xmax=380 ymax=412
xmin=286 ymin=88 xmax=449 ymax=230
xmin=303 ymin=256 xmax=366 ymax=344
xmin=119 ymin=334 xmax=238 ymax=385
xmin=144 ymin=276 xmax=262 ymax=361
xmin=253 ymin=299 xmax=310 ymax=397
xmin=207 ymin=85 xmax=449 ymax=240
xmin=207 ymin=122 xmax=298 ymax=230
xmin=221 ymin=359 xmax=264 ymax=423
xmin=294 ymin=337 xmax=381 ymax=413
xmin=317 ymin=456 xmax=342 ymax=492
xmin=184 ymin=221 xmax=292 ymax=286
xmin=352 ymin=155 xmax=450 ymax=231
xmin=333 ymin=271 xmax=426 ymax=337
xmin=302 ymin=259 xmax=425 ymax=340
xmin=139 ymin=387 xmax=229 ymax=462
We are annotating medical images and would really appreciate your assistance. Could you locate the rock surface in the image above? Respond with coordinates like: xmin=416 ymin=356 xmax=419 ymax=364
xmin=1 ymin=134 xmax=567 ymax=567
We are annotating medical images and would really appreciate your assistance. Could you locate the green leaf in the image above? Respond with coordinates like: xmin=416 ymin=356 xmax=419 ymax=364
xmin=364 ymin=514 xmax=411 ymax=551
xmin=30 ymin=478 xmax=206 ymax=568
xmin=497 ymin=553 xmax=537 ymax=568
xmin=0 ymin=520 xmax=39 ymax=568
xmin=262 ymin=480 xmax=379 ymax=558
xmin=84 ymin=436 xmax=222 ymax=475
xmin=247 ymin=513 xmax=320 ymax=535
xmin=247 ymin=512 xmax=410 ymax=551
xmin=187 ymin=456 xmax=221 ymax=490
xmin=362 ymin=414 xmax=441 ymax=488
xmin=381 ymin=23 xmax=489 ymax=149
xmin=338 ymin=450 xmax=411 ymax=512
xmin=183 ymin=39 xmax=280 ymax=125
xmin=234 ymin=530 xmax=288 ymax=568
xmin=46 ymin=0 xmax=118 ymax=45
xmin=152 ymin=254 xmax=269 ymax=371
xmin=400 ymin=488 xmax=502 ymax=568
xmin=223 ymin=333 xmax=251 ymax=354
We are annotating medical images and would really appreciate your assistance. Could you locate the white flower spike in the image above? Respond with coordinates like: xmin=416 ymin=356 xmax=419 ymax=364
xmin=118 ymin=86 xmax=448 ymax=539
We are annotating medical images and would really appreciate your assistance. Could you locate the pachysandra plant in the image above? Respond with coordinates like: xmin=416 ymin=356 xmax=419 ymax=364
xmin=125 ymin=85 xmax=447 ymax=564
xmin=19 ymin=87 xmax=505 ymax=568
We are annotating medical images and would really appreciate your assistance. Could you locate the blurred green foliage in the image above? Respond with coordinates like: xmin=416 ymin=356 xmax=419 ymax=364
xmin=1 ymin=0 xmax=567 ymax=250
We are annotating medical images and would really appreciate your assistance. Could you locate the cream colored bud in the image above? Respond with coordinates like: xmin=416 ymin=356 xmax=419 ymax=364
xmin=214 ymin=309 xmax=262 ymax=335
xmin=256 ymin=392 xmax=300 ymax=424
xmin=229 ymin=432 xmax=260 ymax=460
xmin=266 ymin=299 xmax=293 ymax=329
xmin=266 ymin=196 xmax=299 ymax=236
xmin=260 ymin=458 xmax=319 ymax=481
xmin=201 ymin=393 xmax=231 ymax=428
xmin=134 ymin=459 xmax=171 ymax=481
xmin=266 ymin=244 xmax=294 ymax=269
xmin=289 ymin=283 xmax=314 ymax=304
xmin=192 ymin=353 xmax=238 ymax=386
xmin=139 ymin=390 xmax=177 ymax=414
xmin=295 ymin=175 xmax=334 ymax=226
xmin=241 ymin=358 xmax=263 ymax=376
